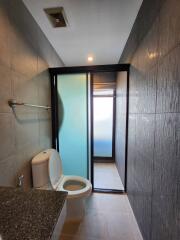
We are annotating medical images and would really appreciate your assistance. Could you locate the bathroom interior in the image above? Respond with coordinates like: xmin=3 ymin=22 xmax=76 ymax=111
xmin=0 ymin=0 xmax=179 ymax=240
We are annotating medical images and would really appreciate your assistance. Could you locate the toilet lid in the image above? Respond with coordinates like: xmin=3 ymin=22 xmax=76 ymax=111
xmin=48 ymin=149 xmax=63 ymax=189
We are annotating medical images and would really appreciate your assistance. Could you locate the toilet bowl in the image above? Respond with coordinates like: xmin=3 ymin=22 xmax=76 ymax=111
xmin=31 ymin=149 xmax=92 ymax=221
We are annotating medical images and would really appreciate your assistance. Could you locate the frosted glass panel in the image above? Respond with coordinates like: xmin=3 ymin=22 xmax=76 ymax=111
xmin=57 ymin=74 xmax=87 ymax=178
xmin=93 ymin=97 xmax=113 ymax=157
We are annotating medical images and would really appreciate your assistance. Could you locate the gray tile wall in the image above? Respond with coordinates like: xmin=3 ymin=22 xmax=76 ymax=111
xmin=0 ymin=0 xmax=64 ymax=188
xmin=115 ymin=72 xmax=127 ymax=187
xmin=119 ymin=0 xmax=180 ymax=239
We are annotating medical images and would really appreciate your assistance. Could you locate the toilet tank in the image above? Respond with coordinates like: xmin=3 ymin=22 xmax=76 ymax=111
xmin=31 ymin=150 xmax=50 ymax=188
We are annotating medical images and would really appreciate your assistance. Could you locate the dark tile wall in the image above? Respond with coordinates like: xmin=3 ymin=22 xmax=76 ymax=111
xmin=115 ymin=72 xmax=127 ymax=187
xmin=0 ymin=0 xmax=63 ymax=188
xmin=119 ymin=0 xmax=180 ymax=239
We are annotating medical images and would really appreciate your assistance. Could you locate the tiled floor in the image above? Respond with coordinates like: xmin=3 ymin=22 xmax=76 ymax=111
xmin=60 ymin=193 xmax=143 ymax=240
xmin=94 ymin=162 xmax=124 ymax=190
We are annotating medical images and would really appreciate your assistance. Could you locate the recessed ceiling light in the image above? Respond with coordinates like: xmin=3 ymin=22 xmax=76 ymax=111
xmin=88 ymin=56 xmax=93 ymax=62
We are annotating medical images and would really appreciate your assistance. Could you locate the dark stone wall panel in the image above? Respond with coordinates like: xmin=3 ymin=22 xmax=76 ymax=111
xmin=153 ymin=113 xmax=180 ymax=195
xmin=127 ymin=114 xmax=136 ymax=189
xmin=156 ymin=46 xmax=180 ymax=113
xmin=115 ymin=72 xmax=127 ymax=187
xmin=129 ymin=66 xmax=157 ymax=114
xmin=128 ymin=190 xmax=152 ymax=240
xmin=158 ymin=0 xmax=180 ymax=58
xmin=135 ymin=114 xmax=155 ymax=192
xmin=151 ymin=194 xmax=178 ymax=240
xmin=120 ymin=0 xmax=165 ymax=64
xmin=119 ymin=0 xmax=180 ymax=239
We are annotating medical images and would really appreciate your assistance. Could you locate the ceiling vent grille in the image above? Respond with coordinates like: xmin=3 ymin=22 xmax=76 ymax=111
xmin=44 ymin=7 xmax=67 ymax=28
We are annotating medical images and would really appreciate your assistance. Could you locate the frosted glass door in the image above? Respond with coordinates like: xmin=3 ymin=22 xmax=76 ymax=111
xmin=57 ymin=74 xmax=88 ymax=178
xmin=93 ymin=97 xmax=113 ymax=157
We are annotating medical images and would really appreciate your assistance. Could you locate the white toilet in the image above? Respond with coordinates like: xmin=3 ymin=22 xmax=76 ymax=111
xmin=31 ymin=149 xmax=92 ymax=221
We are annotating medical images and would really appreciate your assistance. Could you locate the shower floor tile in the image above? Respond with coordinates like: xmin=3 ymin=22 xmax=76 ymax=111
xmin=94 ymin=162 xmax=124 ymax=190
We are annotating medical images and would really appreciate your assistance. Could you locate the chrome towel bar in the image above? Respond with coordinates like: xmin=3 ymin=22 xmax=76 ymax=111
xmin=8 ymin=99 xmax=51 ymax=110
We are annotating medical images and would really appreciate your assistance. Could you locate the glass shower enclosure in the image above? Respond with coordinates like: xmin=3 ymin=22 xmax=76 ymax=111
xmin=50 ymin=64 xmax=129 ymax=192
xmin=57 ymin=73 xmax=89 ymax=178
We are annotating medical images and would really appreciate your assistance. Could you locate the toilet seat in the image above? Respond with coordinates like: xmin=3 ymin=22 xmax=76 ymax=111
xmin=47 ymin=149 xmax=92 ymax=199
xmin=57 ymin=175 xmax=92 ymax=199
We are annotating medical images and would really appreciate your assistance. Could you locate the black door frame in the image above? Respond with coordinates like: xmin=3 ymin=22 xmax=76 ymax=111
xmin=49 ymin=64 xmax=130 ymax=193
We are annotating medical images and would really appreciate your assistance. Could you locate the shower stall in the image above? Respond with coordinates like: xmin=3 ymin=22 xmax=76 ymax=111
xmin=50 ymin=64 xmax=129 ymax=193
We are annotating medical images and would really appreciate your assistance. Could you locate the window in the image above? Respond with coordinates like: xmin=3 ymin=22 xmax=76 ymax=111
xmin=93 ymin=96 xmax=113 ymax=157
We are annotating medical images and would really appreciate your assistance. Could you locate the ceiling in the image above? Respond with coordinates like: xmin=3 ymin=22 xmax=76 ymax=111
xmin=23 ymin=0 xmax=142 ymax=66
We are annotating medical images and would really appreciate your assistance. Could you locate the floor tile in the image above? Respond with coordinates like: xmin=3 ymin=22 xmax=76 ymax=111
xmin=86 ymin=193 xmax=130 ymax=214
xmin=60 ymin=193 xmax=143 ymax=240
xmin=94 ymin=162 xmax=124 ymax=190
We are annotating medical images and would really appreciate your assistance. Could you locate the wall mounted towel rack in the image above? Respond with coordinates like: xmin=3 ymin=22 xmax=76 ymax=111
xmin=8 ymin=99 xmax=51 ymax=110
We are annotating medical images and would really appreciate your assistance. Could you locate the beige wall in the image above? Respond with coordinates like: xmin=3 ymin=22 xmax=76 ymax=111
xmin=0 ymin=0 xmax=63 ymax=188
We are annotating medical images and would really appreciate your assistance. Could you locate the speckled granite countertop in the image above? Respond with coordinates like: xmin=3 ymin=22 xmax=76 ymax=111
xmin=0 ymin=187 xmax=67 ymax=240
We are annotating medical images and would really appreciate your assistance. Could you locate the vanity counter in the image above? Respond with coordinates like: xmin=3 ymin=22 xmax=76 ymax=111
xmin=0 ymin=187 xmax=67 ymax=240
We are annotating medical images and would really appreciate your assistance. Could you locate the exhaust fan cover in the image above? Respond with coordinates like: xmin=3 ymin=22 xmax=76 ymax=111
xmin=44 ymin=7 xmax=67 ymax=28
